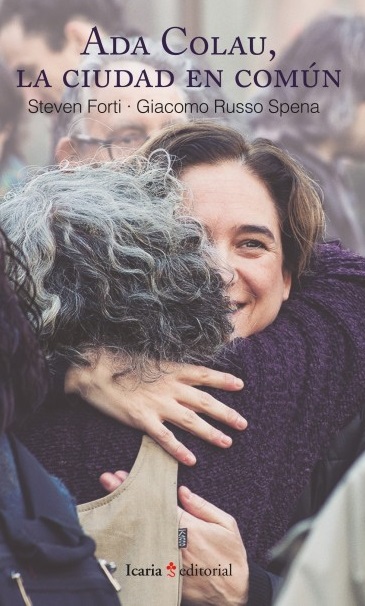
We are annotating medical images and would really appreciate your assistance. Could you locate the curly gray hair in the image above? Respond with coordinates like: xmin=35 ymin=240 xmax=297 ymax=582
xmin=0 ymin=160 xmax=232 ymax=373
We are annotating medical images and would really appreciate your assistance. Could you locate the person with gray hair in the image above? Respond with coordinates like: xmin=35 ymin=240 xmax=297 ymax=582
xmin=1 ymin=160 xmax=232 ymax=369
xmin=0 ymin=159 xmax=249 ymax=606
xmin=247 ymin=14 xmax=365 ymax=255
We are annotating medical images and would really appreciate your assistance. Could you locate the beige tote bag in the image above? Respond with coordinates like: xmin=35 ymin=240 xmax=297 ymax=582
xmin=78 ymin=435 xmax=182 ymax=606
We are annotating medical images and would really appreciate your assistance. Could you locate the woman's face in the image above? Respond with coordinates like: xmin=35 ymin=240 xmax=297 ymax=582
xmin=181 ymin=161 xmax=292 ymax=338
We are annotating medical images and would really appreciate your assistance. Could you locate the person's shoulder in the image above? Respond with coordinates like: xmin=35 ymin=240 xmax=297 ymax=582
xmin=302 ymin=241 xmax=365 ymax=281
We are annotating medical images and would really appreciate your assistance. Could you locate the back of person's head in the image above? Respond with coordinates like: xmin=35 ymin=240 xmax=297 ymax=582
xmin=248 ymin=14 xmax=365 ymax=142
xmin=0 ymin=160 xmax=232 ymax=374
xmin=0 ymin=229 xmax=47 ymax=432
xmin=0 ymin=61 xmax=24 ymax=165
xmin=141 ymin=121 xmax=325 ymax=278
xmin=0 ymin=0 xmax=125 ymax=50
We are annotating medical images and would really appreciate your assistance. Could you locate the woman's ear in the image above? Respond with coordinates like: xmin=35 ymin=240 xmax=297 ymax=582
xmin=282 ymin=270 xmax=292 ymax=301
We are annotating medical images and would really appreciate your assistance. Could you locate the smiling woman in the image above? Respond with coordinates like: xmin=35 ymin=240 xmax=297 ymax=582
xmin=181 ymin=161 xmax=292 ymax=337
xmin=141 ymin=121 xmax=324 ymax=335
xmin=143 ymin=121 xmax=324 ymax=282
xmin=148 ymin=123 xmax=321 ymax=337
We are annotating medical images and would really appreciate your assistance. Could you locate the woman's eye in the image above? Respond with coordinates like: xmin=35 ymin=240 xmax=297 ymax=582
xmin=238 ymin=239 xmax=266 ymax=249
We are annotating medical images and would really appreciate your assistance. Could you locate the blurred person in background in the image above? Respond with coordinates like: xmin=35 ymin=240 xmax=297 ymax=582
xmin=0 ymin=0 xmax=127 ymax=154
xmin=56 ymin=38 xmax=238 ymax=164
xmin=273 ymin=447 xmax=365 ymax=606
xmin=0 ymin=61 xmax=25 ymax=196
xmin=0 ymin=0 xmax=126 ymax=105
xmin=247 ymin=14 xmax=365 ymax=255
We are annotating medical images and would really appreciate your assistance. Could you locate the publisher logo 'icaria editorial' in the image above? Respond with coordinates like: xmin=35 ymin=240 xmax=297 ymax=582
xmin=125 ymin=563 xmax=233 ymax=578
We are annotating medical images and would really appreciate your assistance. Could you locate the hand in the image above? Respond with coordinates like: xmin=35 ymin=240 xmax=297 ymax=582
xmin=65 ymin=351 xmax=247 ymax=466
xmin=99 ymin=470 xmax=129 ymax=492
xmin=99 ymin=474 xmax=249 ymax=605
xmin=178 ymin=486 xmax=248 ymax=606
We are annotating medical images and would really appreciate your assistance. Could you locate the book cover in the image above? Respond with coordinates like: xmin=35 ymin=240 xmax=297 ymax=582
xmin=1 ymin=1 xmax=365 ymax=604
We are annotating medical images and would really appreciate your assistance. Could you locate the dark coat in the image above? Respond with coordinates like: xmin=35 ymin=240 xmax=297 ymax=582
xmin=0 ymin=435 xmax=120 ymax=606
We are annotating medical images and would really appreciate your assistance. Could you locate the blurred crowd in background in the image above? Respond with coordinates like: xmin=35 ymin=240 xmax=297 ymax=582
xmin=0 ymin=0 xmax=364 ymax=252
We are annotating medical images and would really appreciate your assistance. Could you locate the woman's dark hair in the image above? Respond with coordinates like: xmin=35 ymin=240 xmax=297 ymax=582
xmin=0 ymin=61 xmax=23 ymax=167
xmin=0 ymin=228 xmax=47 ymax=432
xmin=141 ymin=121 xmax=325 ymax=277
